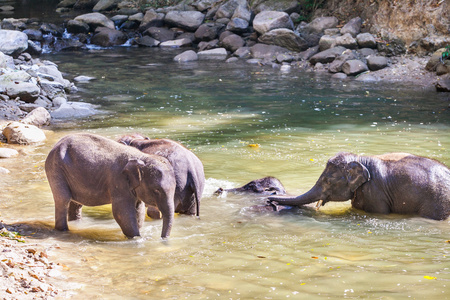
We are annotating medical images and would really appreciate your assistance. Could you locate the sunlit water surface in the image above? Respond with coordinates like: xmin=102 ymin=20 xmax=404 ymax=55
xmin=1 ymin=47 xmax=449 ymax=299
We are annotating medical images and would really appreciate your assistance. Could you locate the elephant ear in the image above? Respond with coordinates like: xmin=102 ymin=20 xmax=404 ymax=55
xmin=122 ymin=159 xmax=145 ymax=191
xmin=346 ymin=161 xmax=370 ymax=192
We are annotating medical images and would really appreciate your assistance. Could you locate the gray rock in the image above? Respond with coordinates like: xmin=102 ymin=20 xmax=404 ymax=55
xmin=193 ymin=0 xmax=222 ymax=12
xmin=198 ymin=48 xmax=228 ymax=60
xmin=355 ymin=73 xmax=378 ymax=82
xmin=276 ymin=53 xmax=294 ymax=63
xmin=0 ymin=52 xmax=15 ymax=69
xmin=426 ymin=48 xmax=446 ymax=71
xmin=309 ymin=46 xmax=346 ymax=65
xmin=250 ymin=43 xmax=290 ymax=61
xmin=91 ymin=27 xmax=128 ymax=47
xmin=435 ymin=76 xmax=450 ymax=92
xmin=358 ymin=48 xmax=376 ymax=57
xmin=233 ymin=46 xmax=251 ymax=58
xmin=66 ymin=19 xmax=90 ymax=34
xmin=298 ymin=45 xmax=319 ymax=61
xmin=111 ymin=14 xmax=129 ymax=27
xmin=74 ymin=75 xmax=96 ymax=82
xmin=74 ymin=12 xmax=115 ymax=30
xmin=194 ymin=23 xmax=224 ymax=42
xmin=305 ymin=16 xmax=339 ymax=34
xmin=21 ymin=107 xmax=51 ymax=127
xmin=221 ymin=33 xmax=245 ymax=52
xmin=367 ymin=56 xmax=388 ymax=71
xmin=258 ymin=28 xmax=308 ymax=52
xmin=215 ymin=0 xmax=245 ymax=19
xmin=0 ymin=148 xmax=19 ymax=158
xmin=52 ymin=96 xmax=67 ymax=108
xmin=318 ymin=35 xmax=336 ymax=51
xmin=231 ymin=4 xmax=251 ymax=22
xmin=2 ymin=121 xmax=46 ymax=144
xmin=144 ymin=27 xmax=176 ymax=42
xmin=23 ymin=29 xmax=43 ymax=41
xmin=57 ymin=0 xmax=77 ymax=8
xmin=0 ymin=167 xmax=10 ymax=174
xmin=436 ymin=62 xmax=450 ymax=76
xmin=159 ymin=38 xmax=192 ymax=48
xmin=226 ymin=18 xmax=249 ymax=33
xmin=331 ymin=72 xmax=347 ymax=80
xmin=342 ymin=59 xmax=369 ymax=76
xmin=356 ymin=33 xmax=377 ymax=48
xmin=93 ymin=0 xmax=119 ymax=12
xmin=50 ymin=102 xmax=100 ymax=119
xmin=37 ymin=64 xmax=71 ymax=91
xmin=38 ymin=79 xmax=66 ymax=100
xmin=0 ymin=29 xmax=28 ymax=56
xmin=328 ymin=50 xmax=356 ymax=73
xmin=27 ymin=40 xmax=42 ymax=55
xmin=4 ymin=82 xmax=40 ymax=103
xmin=0 ymin=5 xmax=14 ymax=11
xmin=198 ymin=39 xmax=219 ymax=51
xmin=340 ymin=17 xmax=362 ymax=37
xmin=324 ymin=28 xmax=340 ymax=36
xmin=136 ymin=36 xmax=160 ymax=47
xmin=253 ymin=11 xmax=293 ymax=35
xmin=335 ymin=33 xmax=358 ymax=49
xmin=173 ymin=50 xmax=198 ymax=62
xmin=165 ymin=11 xmax=205 ymax=32
xmin=226 ymin=57 xmax=239 ymax=63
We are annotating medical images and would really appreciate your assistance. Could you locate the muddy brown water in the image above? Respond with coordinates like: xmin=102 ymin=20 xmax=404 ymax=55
xmin=0 ymin=46 xmax=449 ymax=298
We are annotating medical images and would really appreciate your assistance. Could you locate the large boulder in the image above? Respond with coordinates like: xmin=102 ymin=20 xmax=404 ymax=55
xmin=21 ymin=107 xmax=51 ymax=127
xmin=335 ymin=33 xmax=358 ymax=49
xmin=74 ymin=12 xmax=115 ymax=30
xmin=138 ymin=9 xmax=165 ymax=32
xmin=93 ymin=0 xmax=119 ymax=12
xmin=36 ymin=64 xmax=71 ymax=91
xmin=226 ymin=18 xmax=249 ymax=33
xmin=195 ymin=23 xmax=224 ymax=42
xmin=367 ymin=56 xmax=388 ymax=71
xmin=258 ymin=28 xmax=308 ymax=52
xmin=253 ymin=11 xmax=293 ymax=35
xmin=221 ymin=33 xmax=245 ymax=52
xmin=91 ymin=27 xmax=128 ymax=47
xmin=318 ymin=35 xmax=336 ymax=51
xmin=340 ymin=17 xmax=362 ymax=37
xmin=2 ymin=122 xmax=46 ymax=144
xmin=215 ymin=0 xmax=246 ymax=19
xmin=0 ymin=52 xmax=15 ymax=69
xmin=305 ymin=17 xmax=339 ymax=34
xmin=250 ymin=43 xmax=290 ymax=61
xmin=38 ymin=79 xmax=66 ymax=100
xmin=328 ymin=50 xmax=356 ymax=73
xmin=144 ymin=27 xmax=175 ymax=42
xmin=309 ymin=46 xmax=346 ymax=65
xmin=356 ymin=33 xmax=377 ymax=48
xmin=50 ymin=102 xmax=99 ymax=119
xmin=164 ymin=11 xmax=205 ymax=32
xmin=342 ymin=59 xmax=369 ymax=76
xmin=66 ymin=19 xmax=90 ymax=34
xmin=0 ymin=29 xmax=28 ymax=56
xmin=4 ymin=82 xmax=40 ymax=103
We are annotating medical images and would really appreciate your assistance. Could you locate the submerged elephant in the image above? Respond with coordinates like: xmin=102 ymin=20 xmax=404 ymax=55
xmin=118 ymin=134 xmax=205 ymax=219
xmin=45 ymin=133 xmax=176 ymax=238
xmin=214 ymin=176 xmax=286 ymax=196
xmin=269 ymin=152 xmax=450 ymax=220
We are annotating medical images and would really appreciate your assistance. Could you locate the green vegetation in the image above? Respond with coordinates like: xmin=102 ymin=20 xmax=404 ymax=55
xmin=295 ymin=0 xmax=327 ymax=22
xmin=0 ymin=228 xmax=25 ymax=242
xmin=441 ymin=45 xmax=450 ymax=63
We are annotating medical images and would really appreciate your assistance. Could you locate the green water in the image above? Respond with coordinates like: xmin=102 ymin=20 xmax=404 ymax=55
xmin=1 ymin=47 xmax=449 ymax=299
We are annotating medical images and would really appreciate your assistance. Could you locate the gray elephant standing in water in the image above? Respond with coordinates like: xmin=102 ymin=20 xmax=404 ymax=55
xmin=118 ymin=134 xmax=205 ymax=219
xmin=269 ymin=152 xmax=450 ymax=220
xmin=45 ymin=133 xmax=176 ymax=238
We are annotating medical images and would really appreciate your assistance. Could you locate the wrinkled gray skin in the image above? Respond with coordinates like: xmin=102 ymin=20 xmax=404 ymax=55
xmin=214 ymin=176 xmax=286 ymax=196
xmin=45 ymin=133 xmax=176 ymax=238
xmin=118 ymin=134 xmax=205 ymax=219
xmin=269 ymin=152 xmax=450 ymax=220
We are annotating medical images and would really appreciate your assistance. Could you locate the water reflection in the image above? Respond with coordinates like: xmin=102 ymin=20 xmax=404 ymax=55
xmin=1 ymin=47 xmax=448 ymax=298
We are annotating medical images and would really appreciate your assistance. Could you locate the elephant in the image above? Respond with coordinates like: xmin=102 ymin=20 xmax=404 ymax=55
xmin=214 ymin=176 xmax=286 ymax=196
xmin=268 ymin=152 xmax=450 ymax=220
xmin=118 ymin=134 xmax=205 ymax=219
xmin=45 ymin=133 xmax=177 ymax=238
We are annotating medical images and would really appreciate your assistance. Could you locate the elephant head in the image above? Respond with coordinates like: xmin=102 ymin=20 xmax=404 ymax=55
xmin=122 ymin=158 xmax=176 ymax=238
xmin=269 ymin=153 xmax=370 ymax=207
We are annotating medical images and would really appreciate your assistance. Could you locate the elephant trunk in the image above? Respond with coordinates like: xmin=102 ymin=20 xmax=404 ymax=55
xmin=268 ymin=185 xmax=322 ymax=207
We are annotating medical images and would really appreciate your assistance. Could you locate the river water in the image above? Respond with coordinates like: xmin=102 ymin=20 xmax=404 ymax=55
xmin=1 ymin=46 xmax=449 ymax=298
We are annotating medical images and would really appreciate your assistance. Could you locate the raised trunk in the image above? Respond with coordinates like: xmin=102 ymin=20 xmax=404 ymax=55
xmin=268 ymin=186 xmax=321 ymax=206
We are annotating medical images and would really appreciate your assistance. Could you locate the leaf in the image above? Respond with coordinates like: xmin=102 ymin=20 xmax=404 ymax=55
xmin=311 ymin=256 xmax=319 ymax=259
xmin=424 ymin=276 xmax=437 ymax=280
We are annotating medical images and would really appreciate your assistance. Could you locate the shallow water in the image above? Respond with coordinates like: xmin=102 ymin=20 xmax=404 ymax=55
xmin=1 ymin=47 xmax=449 ymax=299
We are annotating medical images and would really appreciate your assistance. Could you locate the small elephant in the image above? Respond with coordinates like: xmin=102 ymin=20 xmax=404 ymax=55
xmin=215 ymin=176 xmax=286 ymax=196
xmin=269 ymin=152 xmax=450 ymax=220
xmin=118 ymin=134 xmax=205 ymax=219
xmin=45 ymin=133 xmax=176 ymax=238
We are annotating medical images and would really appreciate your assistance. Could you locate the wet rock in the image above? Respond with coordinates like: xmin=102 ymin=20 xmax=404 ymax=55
xmin=233 ymin=46 xmax=251 ymax=58
xmin=335 ymin=33 xmax=358 ymax=49
xmin=93 ymin=0 xmax=119 ymax=12
xmin=0 ymin=148 xmax=19 ymax=158
xmin=91 ymin=27 xmax=128 ymax=47
xmin=53 ymin=39 xmax=86 ymax=52
xmin=22 ymin=29 xmax=43 ymax=41
xmin=195 ymin=23 xmax=224 ymax=42
xmin=144 ymin=27 xmax=175 ymax=43
xmin=21 ymin=107 xmax=51 ymax=127
xmin=304 ymin=16 xmax=339 ymax=34
xmin=2 ymin=121 xmax=46 ymax=144
xmin=221 ymin=33 xmax=245 ymax=52
xmin=74 ymin=12 xmax=115 ymax=30
xmin=318 ymin=35 xmax=336 ymax=51
xmin=309 ymin=46 xmax=346 ymax=65
xmin=0 ymin=29 xmax=28 ymax=56
xmin=331 ymin=72 xmax=347 ymax=80
xmin=356 ymin=33 xmax=377 ymax=49
xmin=1 ymin=18 xmax=27 ymax=31
xmin=355 ymin=73 xmax=378 ymax=82
xmin=40 ymin=23 xmax=64 ymax=37
xmin=27 ymin=40 xmax=42 ymax=55
xmin=436 ymin=61 xmax=450 ymax=76
xmin=258 ymin=28 xmax=308 ymax=52
xmin=250 ymin=43 xmax=290 ymax=61
xmin=198 ymin=48 xmax=228 ymax=60
xmin=174 ymin=50 xmax=198 ymax=62
xmin=159 ymin=38 xmax=192 ymax=47
xmin=50 ymin=102 xmax=99 ymax=118
xmin=138 ymin=9 xmax=165 ymax=32
xmin=342 ymin=59 xmax=369 ymax=76
xmin=136 ymin=36 xmax=160 ymax=47
xmin=198 ymin=39 xmax=219 ymax=51
xmin=340 ymin=17 xmax=362 ymax=37
xmin=165 ymin=11 xmax=205 ymax=32
xmin=57 ymin=0 xmax=77 ymax=8
xmin=66 ymin=19 xmax=90 ymax=34
xmin=253 ymin=11 xmax=293 ymax=35
xmin=435 ymin=76 xmax=450 ymax=92
xmin=73 ymin=0 xmax=97 ymax=10
xmin=367 ymin=56 xmax=388 ymax=71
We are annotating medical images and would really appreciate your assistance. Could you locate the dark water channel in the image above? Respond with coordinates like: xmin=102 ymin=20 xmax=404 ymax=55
xmin=0 ymin=16 xmax=449 ymax=296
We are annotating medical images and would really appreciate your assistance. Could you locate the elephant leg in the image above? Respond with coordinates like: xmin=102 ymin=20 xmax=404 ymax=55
xmin=49 ymin=180 xmax=72 ymax=232
xmin=136 ymin=200 xmax=146 ymax=229
xmin=68 ymin=201 xmax=83 ymax=221
xmin=157 ymin=199 xmax=174 ymax=239
xmin=112 ymin=198 xmax=141 ymax=238
xmin=147 ymin=206 xmax=162 ymax=219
